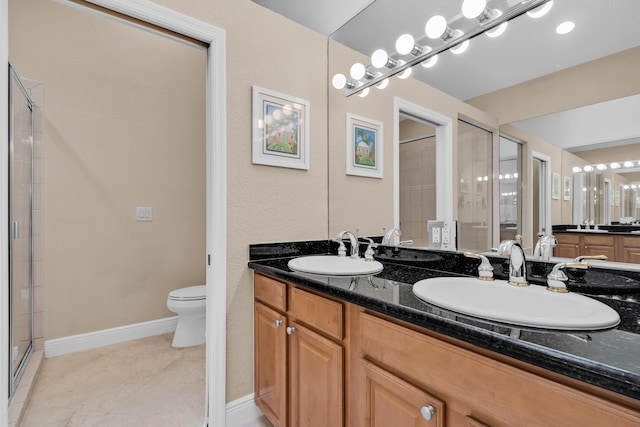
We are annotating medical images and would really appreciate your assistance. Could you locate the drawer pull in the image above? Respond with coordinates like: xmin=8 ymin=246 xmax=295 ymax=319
xmin=420 ymin=405 xmax=435 ymax=421
xmin=274 ymin=319 xmax=283 ymax=327
xmin=286 ymin=326 xmax=296 ymax=335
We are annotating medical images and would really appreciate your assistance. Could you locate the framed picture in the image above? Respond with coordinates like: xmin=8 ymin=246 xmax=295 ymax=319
xmin=563 ymin=175 xmax=571 ymax=201
xmin=252 ymin=86 xmax=309 ymax=170
xmin=552 ymin=173 xmax=561 ymax=200
xmin=346 ymin=113 xmax=383 ymax=178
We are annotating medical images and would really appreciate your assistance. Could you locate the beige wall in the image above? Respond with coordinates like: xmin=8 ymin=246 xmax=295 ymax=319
xmin=11 ymin=0 xmax=329 ymax=403
xmin=468 ymin=46 xmax=640 ymax=124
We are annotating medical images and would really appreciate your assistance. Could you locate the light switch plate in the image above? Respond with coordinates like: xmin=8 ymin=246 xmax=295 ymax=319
xmin=136 ymin=207 xmax=153 ymax=222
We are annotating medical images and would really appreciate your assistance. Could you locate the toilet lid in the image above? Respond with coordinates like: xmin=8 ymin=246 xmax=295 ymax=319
xmin=169 ymin=285 xmax=206 ymax=301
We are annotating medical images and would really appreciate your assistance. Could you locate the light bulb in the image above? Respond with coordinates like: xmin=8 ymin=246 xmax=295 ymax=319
xmin=358 ymin=87 xmax=370 ymax=98
xmin=584 ymin=165 xmax=594 ymax=172
xmin=527 ymin=0 xmax=553 ymax=18
xmin=572 ymin=166 xmax=582 ymax=173
xmin=421 ymin=55 xmax=438 ymax=68
xmin=450 ymin=39 xmax=470 ymax=55
xmin=332 ymin=73 xmax=346 ymax=90
xmin=610 ymin=162 xmax=621 ymax=169
xmin=398 ymin=66 xmax=412 ymax=79
xmin=597 ymin=164 xmax=607 ymax=170
xmin=486 ymin=10 xmax=507 ymax=38
xmin=376 ymin=78 xmax=389 ymax=89
xmin=425 ymin=15 xmax=448 ymax=39
xmin=371 ymin=49 xmax=389 ymax=68
xmin=461 ymin=0 xmax=487 ymax=19
xmin=625 ymin=161 xmax=634 ymax=167
xmin=396 ymin=34 xmax=415 ymax=55
xmin=513 ymin=172 xmax=518 ymax=178
xmin=350 ymin=63 xmax=366 ymax=80
xmin=556 ymin=21 xmax=575 ymax=35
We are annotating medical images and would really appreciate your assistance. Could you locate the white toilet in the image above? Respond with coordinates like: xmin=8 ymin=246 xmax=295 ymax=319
xmin=167 ymin=285 xmax=206 ymax=347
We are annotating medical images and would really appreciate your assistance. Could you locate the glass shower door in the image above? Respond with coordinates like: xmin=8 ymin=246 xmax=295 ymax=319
xmin=9 ymin=65 xmax=34 ymax=395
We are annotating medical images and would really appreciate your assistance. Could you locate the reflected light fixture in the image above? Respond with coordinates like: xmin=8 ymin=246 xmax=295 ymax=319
xmin=358 ymin=87 xmax=370 ymax=97
xmin=486 ymin=10 xmax=508 ymax=37
xmin=527 ymin=0 xmax=553 ymax=18
xmin=333 ymin=0 xmax=553 ymax=96
xmin=376 ymin=78 xmax=389 ymax=89
xmin=450 ymin=33 xmax=470 ymax=55
xmin=421 ymin=55 xmax=439 ymax=68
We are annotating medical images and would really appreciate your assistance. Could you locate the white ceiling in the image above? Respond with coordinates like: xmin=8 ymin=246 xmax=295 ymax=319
xmin=252 ymin=0 xmax=640 ymax=151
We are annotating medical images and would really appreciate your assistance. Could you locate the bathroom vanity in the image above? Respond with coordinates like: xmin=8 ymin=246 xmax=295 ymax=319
xmin=249 ymin=241 xmax=640 ymax=427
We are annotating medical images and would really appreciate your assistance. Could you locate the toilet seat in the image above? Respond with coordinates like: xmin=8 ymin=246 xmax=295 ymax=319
xmin=168 ymin=285 xmax=206 ymax=301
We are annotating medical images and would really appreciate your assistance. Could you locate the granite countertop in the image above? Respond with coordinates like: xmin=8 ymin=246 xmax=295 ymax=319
xmin=248 ymin=240 xmax=640 ymax=402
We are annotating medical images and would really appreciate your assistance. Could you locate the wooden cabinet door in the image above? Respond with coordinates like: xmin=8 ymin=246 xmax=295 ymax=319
xmin=255 ymin=302 xmax=288 ymax=427
xmin=288 ymin=322 xmax=343 ymax=427
xmin=554 ymin=234 xmax=580 ymax=258
xmin=583 ymin=244 xmax=615 ymax=260
xmin=364 ymin=361 xmax=445 ymax=427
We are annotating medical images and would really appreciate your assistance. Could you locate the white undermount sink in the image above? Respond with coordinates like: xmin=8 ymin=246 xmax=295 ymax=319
xmin=412 ymin=277 xmax=620 ymax=330
xmin=288 ymin=255 xmax=383 ymax=276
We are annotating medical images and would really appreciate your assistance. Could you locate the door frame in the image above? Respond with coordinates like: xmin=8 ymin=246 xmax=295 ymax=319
xmin=0 ymin=1 xmax=227 ymax=425
xmin=393 ymin=97 xmax=453 ymax=228
xmin=531 ymin=150 xmax=551 ymax=243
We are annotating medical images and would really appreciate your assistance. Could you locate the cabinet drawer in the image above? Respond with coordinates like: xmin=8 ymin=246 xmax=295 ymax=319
xmin=254 ymin=274 xmax=287 ymax=312
xmin=556 ymin=233 xmax=580 ymax=244
xmin=289 ymin=287 xmax=343 ymax=340
xmin=622 ymin=236 xmax=640 ymax=248
xmin=583 ymin=234 xmax=615 ymax=246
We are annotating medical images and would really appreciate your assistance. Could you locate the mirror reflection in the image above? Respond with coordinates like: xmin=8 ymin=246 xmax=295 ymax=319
xmin=325 ymin=0 xmax=640 ymax=263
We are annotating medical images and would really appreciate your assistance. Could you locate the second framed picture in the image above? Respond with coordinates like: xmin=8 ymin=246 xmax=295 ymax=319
xmin=346 ymin=113 xmax=383 ymax=178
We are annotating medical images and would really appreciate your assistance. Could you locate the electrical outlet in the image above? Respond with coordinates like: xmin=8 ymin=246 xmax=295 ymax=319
xmin=442 ymin=223 xmax=450 ymax=244
xmin=433 ymin=227 xmax=441 ymax=243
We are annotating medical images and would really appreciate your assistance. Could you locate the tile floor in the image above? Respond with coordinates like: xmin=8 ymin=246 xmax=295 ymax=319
xmin=21 ymin=333 xmax=205 ymax=426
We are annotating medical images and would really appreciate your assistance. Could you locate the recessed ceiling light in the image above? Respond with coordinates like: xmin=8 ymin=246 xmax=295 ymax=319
xmin=556 ymin=21 xmax=575 ymax=35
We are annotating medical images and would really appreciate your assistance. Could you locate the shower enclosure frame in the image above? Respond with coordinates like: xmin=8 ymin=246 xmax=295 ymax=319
xmin=7 ymin=63 xmax=34 ymax=398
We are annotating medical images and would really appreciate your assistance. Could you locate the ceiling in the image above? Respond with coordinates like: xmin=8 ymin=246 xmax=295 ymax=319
xmin=252 ymin=0 xmax=640 ymax=151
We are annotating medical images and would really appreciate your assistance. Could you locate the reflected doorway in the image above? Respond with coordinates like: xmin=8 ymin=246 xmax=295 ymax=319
xmin=398 ymin=114 xmax=436 ymax=247
xmin=531 ymin=151 xmax=551 ymax=248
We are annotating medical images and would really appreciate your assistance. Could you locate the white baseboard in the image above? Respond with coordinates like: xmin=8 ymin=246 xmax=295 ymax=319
xmin=44 ymin=316 xmax=178 ymax=358
xmin=226 ymin=393 xmax=263 ymax=426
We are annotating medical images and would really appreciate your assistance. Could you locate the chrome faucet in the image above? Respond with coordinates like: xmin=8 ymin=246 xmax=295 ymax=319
xmin=382 ymin=227 xmax=401 ymax=245
xmin=547 ymin=262 xmax=590 ymax=293
xmin=497 ymin=238 xmax=528 ymax=286
xmin=336 ymin=230 xmax=359 ymax=258
xmin=533 ymin=233 xmax=557 ymax=260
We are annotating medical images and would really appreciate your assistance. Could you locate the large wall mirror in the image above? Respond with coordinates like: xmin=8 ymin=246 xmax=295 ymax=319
xmin=323 ymin=0 xmax=640 ymax=258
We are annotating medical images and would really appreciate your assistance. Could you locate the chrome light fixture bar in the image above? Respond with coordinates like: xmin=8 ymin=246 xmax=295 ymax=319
xmin=338 ymin=0 xmax=552 ymax=97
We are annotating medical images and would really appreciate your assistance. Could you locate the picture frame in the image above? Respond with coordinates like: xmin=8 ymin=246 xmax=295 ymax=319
xmin=346 ymin=113 xmax=383 ymax=178
xmin=252 ymin=86 xmax=309 ymax=170
xmin=552 ymin=173 xmax=561 ymax=200
xmin=563 ymin=175 xmax=571 ymax=201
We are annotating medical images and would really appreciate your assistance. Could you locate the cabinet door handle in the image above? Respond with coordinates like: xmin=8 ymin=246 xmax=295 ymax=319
xmin=274 ymin=319 xmax=283 ymax=327
xmin=420 ymin=405 xmax=435 ymax=421
xmin=286 ymin=326 xmax=296 ymax=335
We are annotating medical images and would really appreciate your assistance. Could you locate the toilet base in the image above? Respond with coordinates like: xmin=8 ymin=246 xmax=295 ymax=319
xmin=172 ymin=313 xmax=206 ymax=347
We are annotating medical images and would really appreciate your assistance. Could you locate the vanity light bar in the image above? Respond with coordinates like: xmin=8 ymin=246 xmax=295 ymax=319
xmin=340 ymin=0 xmax=552 ymax=97
xmin=574 ymin=160 xmax=640 ymax=173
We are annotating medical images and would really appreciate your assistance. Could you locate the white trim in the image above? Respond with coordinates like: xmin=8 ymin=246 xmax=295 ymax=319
xmin=3 ymin=2 xmax=227 ymax=426
xmin=531 ymin=150 xmax=552 ymax=243
xmin=44 ymin=317 xmax=179 ymax=358
xmin=393 ymin=98 xmax=454 ymax=228
xmin=1 ymin=0 xmax=10 ymax=423
xmin=226 ymin=394 xmax=264 ymax=427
